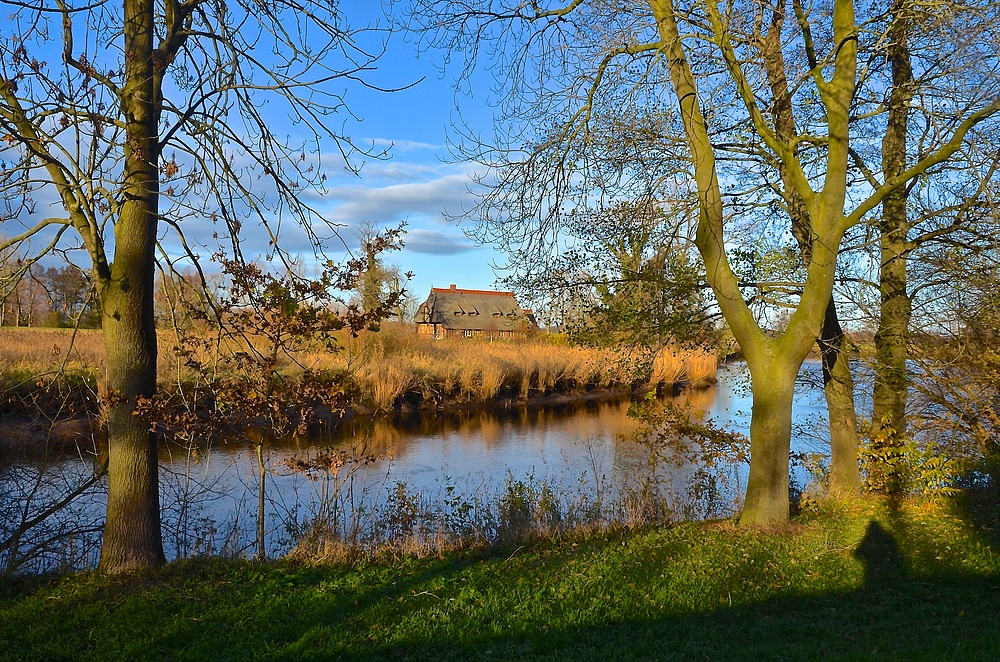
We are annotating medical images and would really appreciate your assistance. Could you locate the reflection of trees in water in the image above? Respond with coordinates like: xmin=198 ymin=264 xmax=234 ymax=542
xmin=681 ymin=385 xmax=718 ymax=415
xmin=6 ymin=377 xmax=763 ymax=569
xmin=1 ymin=448 xmax=105 ymax=574
xmin=267 ymin=386 xmax=727 ymax=498
xmin=621 ymin=383 xmax=748 ymax=520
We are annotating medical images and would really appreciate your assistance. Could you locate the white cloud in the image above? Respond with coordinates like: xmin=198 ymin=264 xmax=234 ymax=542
xmin=351 ymin=160 xmax=448 ymax=185
xmin=364 ymin=137 xmax=443 ymax=152
xmin=316 ymin=163 xmax=482 ymax=226
xmin=404 ymin=228 xmax=478 ymax=255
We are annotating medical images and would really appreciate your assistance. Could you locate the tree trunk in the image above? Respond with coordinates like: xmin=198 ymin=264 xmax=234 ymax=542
xmin=741 ymin=365 xmax=796 ymax=525
xmin=98 ymin=0 xmax=164 ymax=573
xmin=871 ymin=0 xmax=913 ymax=495
xmin=756 ymin=0 xmax=861 ymax=497
xmin=99 ymin=273 xmax=164 ymax=571
xmin=820 ymin=298 xmax=861 ymax=495
xmin=871 ymin=225 xmax=910 ymax=492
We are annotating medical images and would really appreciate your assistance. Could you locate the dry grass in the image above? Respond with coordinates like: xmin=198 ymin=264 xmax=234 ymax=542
xmin=650 ymin=344 xmax=719 ymax=387
xmin=0 ymin=327 xmax=209 ymax=383
xmin=683 ymin=346 xmax=720 ymax=386
xmin=1 ymin=323 xmax=719 ymax=411
xmin=0 ymin=327 xmax=105 ymax=378
xmin=354 ymin=361 xmax=415 ymax=411
xmin=308 ymin=325 xmax=717 ymax=410
xmin=651 ymin=346 xmax=685 ymax=385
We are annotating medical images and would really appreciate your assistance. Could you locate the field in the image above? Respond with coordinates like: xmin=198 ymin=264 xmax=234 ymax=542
xmin=0 ymin=325 xmax=719 ymax=415
xmin=0 ymin=491 xmax=996 ymax=660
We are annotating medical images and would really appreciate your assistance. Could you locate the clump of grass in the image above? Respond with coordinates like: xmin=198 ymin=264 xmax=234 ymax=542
xmin=354 ymin=361 xmax=414 ymax=411
xmin=651 ymin=346 xmax=685 ymax=385
xmin=649 ymin=344 xmax=718 ymax=388
xmin=476 ymin=360 xmax=506 ymax=400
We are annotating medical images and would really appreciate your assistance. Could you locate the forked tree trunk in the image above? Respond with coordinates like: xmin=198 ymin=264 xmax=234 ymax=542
xmin=98 ymin=0 xmax=164 ymax=573
xmin=653 ymin=0 xmax=855 ymax=525
xmin=757 ymin=0 xmax=861 ymax=497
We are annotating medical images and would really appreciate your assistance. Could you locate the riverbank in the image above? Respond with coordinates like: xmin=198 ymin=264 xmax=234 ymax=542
xmin=1 ymin=325 xmax=719 ymax=448
xmin=1 ymin=492 xmax=996 ymax=660
xmin=0 ymin=384 xmax=646 ymax=457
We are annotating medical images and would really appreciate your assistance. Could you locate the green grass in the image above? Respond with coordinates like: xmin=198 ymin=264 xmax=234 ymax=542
xmin=1 ymin=494 xmax=997 ymax=661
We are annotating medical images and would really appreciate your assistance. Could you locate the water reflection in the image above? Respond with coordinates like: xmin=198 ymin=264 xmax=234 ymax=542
xmin=3 ymin=361 xmax=834 ymax=569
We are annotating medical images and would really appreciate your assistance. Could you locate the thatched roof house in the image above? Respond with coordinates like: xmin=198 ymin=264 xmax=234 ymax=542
xmin=416 ymin=285 xmax=537 ymax=339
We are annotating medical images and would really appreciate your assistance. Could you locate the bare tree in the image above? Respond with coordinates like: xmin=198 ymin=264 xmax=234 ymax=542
xmin=399 ymin=0 xmax=1000 ymax=523
xmin=1 ymin=0 xmax=398 ymax=572
xmin=861 ymin=1 xmax=1000 ymax=493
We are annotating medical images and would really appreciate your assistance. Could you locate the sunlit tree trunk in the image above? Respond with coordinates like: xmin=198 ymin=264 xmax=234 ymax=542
xmin=871 ymin=0 xmax=913 ymax=495
xmin=757 ymin=0 xmax=860 ymax=496
xmin=743 ymin=357 xmax=797 ymax=522
xmin=821 ymin=300 xmax=861 ymax=495
xmin=97 ymin=0 xmax=165 ymax=572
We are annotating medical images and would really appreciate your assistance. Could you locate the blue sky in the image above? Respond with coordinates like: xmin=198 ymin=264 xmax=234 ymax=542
xmin=1 ymin=2 xmax=510 ymax=307
xmin=290 ymin=3 xmax=509 ymax=303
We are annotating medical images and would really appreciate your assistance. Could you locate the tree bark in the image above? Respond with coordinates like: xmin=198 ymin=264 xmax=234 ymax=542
xmin=742 ymin=365 xmax=796 ymax=524
xmin=98 ymin=0 xmax=165 ymax=573
xmin=820 ymin=298 xmax=860 ymax=494
xmin=871 ymin=0 xmax=913 ymax=495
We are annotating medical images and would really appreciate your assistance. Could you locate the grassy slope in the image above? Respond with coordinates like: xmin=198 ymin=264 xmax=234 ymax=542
xmin=2 ymin=495 xmax=997 ymax=661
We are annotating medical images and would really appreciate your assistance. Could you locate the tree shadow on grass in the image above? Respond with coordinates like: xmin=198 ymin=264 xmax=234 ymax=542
xmin=350 ymin=515 xmax=998 ymax=661
xmin=951 ymin=462 xmax=1000 ymax=549
xmin=2 ymin=495 xmax=998 ymax=662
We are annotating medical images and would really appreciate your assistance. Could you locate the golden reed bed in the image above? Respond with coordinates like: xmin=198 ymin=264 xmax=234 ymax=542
xmin=0 ymin=324 xmax=718 ymax=411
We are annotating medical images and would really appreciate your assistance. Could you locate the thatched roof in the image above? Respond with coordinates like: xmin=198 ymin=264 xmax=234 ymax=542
xmin=416 ymin=285 xmax=536 ymax=332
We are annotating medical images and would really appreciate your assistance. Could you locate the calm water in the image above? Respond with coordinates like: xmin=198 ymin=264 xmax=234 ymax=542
xmin=2 ymin=361 xmax=834 ymax=569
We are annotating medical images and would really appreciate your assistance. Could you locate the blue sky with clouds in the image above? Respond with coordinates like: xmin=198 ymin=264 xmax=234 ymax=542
xmin=0 ymin=2 xmax=509 ymax=303
xmin=293 ymin=3 xmax=507 ymax=302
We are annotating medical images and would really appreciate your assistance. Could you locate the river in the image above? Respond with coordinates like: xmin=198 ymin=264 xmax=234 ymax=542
xmin=1 ymin=361 xmax=836 ymax=572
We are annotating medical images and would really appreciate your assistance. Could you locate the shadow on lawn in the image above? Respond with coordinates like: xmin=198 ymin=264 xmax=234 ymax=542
xmin=351 ymin=491 xmax=999 ymax=661
xmin=1 ymin=483 xmax=998 ymax=661
xmin=952 ymin=461 xmax=1000 ymax=549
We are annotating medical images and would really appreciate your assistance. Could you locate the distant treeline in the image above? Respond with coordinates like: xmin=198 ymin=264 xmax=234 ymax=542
xmin=0 ymin=263 xmax=100 ymax=329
